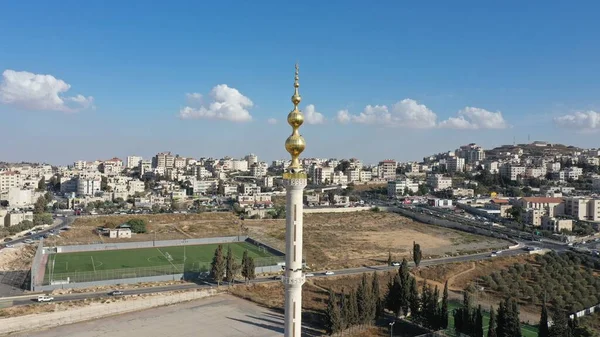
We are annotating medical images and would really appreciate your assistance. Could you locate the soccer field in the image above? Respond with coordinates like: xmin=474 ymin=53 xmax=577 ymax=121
xmin=44 ymin=242 xmax=278 ymax=284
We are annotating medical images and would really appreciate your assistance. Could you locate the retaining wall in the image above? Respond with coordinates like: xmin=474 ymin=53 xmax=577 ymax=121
xmin=303 ymin=206 xmax=371 ymax=214
xmin=34 ymin=273 xmax=185 ymax=292
xmin=54 ymin=236 xmax=247 ymax=253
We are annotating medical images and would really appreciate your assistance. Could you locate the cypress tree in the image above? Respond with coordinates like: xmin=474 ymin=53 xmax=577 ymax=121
xmin=385 ymin=274 xmax=396 ymax=312
xmin=440 ymin=280 xmax=449 ymax=329
xmin=348 ymin=289 xmax=359 ymax=328
xmin=225 ymin=245 xmax=235 ymax=284
xmin=539 ymin=299 xmax=550 ymax=337
xmin=372 ymin=272 xmax=383 ymax=320
xmin=357 ymin=273 xmax=374 ymax=325
xmin=325 ymin=290 xmax=342 ymax=335
xmin=488 ymin=306 xmax=497 ymax=337
xmin=241 ymin=250 xmax=249 ymax=284
xmin=549 ymin=310 xmax=570 ymax=337
xmin=432 ymin=286 xmax=440 ymax=329
xmin=413 ymin=241 xmax=422 ymax=268
xmin=387 ymin=251 xmax=393 ymax=266
xmin=247 ymin=256 xmax=256 ymax=281
xmin=496 ymin=300 xmax=506 ymax=337
xmin=399 ymin=259 xmax=410 ymax=315
xmin=340 ymin=288 xmax=348 ymax=330
xmin=421 ymin=281 xmax=430 ymax=325
xmin=210 ymin=244 xmax=225 ymax=286
xmin=409 ymin=276 xmax=420 ymax=321
xmin=510 ymin=298 xmax=522 ymax=337
xmin=475 ymin=305 xmax=484 ymax=337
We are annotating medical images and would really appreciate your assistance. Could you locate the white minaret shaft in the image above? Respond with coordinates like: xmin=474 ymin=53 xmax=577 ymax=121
xmin=283 ymin=178 xmax=306 ymax=337
xmin=283 ymin=64 xmax=307 ymax=337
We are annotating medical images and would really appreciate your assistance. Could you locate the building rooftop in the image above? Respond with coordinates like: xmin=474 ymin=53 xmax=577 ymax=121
xmin=521 ymin=197 xmax=564 ymax=204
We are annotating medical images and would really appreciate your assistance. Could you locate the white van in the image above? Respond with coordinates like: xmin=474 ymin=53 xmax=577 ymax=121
xmin=37 ymin=295 xmax=54 ymax=302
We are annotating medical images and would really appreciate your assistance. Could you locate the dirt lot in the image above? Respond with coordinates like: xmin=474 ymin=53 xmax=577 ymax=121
xmin=44 ymin=211 xmax=508 ymax=270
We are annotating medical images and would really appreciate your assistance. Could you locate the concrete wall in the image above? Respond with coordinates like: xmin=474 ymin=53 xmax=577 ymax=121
xmin=54 ymin=236 xmax=247 ymax=253
xmin=35 ymin=273 xmax=185 ymax=292
xmin=304 ymin=206 xmax=371 ymax=214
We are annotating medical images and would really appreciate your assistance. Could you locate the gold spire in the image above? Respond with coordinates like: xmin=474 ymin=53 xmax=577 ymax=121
xmin=284 ymin=63 xmax=306 ymax=172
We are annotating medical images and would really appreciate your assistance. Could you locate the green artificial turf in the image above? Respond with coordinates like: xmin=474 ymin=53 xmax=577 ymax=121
xmin=43 ymin=242 xmax=277 ymax=283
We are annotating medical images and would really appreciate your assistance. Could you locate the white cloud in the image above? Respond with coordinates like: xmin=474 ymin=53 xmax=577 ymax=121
xmin=179 ymin=84 xmax=253 ymax=122
xmin=303 ymin=104 xmax=325 ymax=124
xmin=334 ymin=99 xmax=436 ymax=128
xmin=554 ymin=111 xmax=600 ymax=131
xmin=0 ymin=69 xmax=94 ymax=112
xmin=185 ymin=92 xmax=202 ymax=104
xmin=438 ymin=107 xmax=508 ymax=129
xmin=267 ymin=118 xmax=277 ymax=125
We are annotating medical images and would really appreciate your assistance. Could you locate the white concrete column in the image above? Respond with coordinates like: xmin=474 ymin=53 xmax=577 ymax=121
xmin=283 ymin=177 xmax=306 ymax=337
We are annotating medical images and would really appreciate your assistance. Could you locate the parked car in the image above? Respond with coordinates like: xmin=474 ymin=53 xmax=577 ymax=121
xmin=109 ymin=290 xmax=124 ymax=296
xmin=37 ymin=295 xmax=54 ymax=302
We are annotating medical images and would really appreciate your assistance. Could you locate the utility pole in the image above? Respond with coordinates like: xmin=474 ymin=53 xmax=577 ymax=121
xmin=389 ymin=321 xmax=395 ymax=337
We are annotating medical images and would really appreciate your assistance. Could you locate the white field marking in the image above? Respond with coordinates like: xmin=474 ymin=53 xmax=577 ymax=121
xmin=156 ymin=248 xmax=180 ymax=272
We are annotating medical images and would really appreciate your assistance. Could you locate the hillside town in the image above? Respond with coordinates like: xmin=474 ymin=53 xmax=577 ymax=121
xmin=2 ymin=141 xmax=600 ymax=243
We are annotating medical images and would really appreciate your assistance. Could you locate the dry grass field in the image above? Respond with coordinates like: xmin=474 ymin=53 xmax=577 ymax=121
xmin=45 ymin=211 xmax=509 ymax=270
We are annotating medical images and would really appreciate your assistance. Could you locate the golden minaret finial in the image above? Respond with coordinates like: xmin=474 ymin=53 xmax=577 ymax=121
xmin=284 ymin=63 xmax=306 ymax=171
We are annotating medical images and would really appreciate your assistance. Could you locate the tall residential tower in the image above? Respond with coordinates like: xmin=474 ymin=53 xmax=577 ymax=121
xmin=283 ymin=64 xmax=307 ymax=337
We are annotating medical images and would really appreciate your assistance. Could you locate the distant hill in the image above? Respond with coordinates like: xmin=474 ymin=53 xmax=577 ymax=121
xmin=485 ymin=142 xmax=581 ymax=159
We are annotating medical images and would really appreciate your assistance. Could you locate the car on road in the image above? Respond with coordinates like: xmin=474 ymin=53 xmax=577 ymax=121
xmin=271 ymin=275 xmax=282 ymax=280
xmin=490 ymin=253 xmax=497 ymax=257
xmin=37 ymin=295 xmax=54 ymax=302
xmin=390 ymin=262 xmax=400 ymax=266
xmin=305 ymin=273 xmax=314 ymax=277
xmin=23 ymin=239 xmax=33 ymax=244
xmin=5 ymin=244 xmax=14 ymax=248
xmin=109 ymin=290 xmax=124 ymax=296
xmin=324 ymin=271 xmax=334 ymax=275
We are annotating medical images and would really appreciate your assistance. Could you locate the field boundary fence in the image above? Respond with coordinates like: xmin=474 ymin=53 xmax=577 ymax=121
xmin=33 ymin=236 xmax=285 ymax=291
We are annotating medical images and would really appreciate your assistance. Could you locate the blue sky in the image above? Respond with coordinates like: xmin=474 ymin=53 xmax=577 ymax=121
xmin=1 ymin=1 xmax=599 ymax=165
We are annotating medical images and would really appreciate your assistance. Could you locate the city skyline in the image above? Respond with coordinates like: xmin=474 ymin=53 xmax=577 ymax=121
xmin=1 ymin=1 xmax=600 ymax=164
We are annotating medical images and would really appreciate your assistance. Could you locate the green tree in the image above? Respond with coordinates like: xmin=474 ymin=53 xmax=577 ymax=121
xmin=398 ymin=258 xmax=411 ymax=315
xmin=539 ymin=299 xmax=550 ymax=337
xmin=549 ymin=310 xmax=571 ymax=337
xmin=44 ymin=192 xmax=53 ymax=203
xmin=340 ymin=288 xmax=349 ymax=330
xmin=372 ymin=272 xmax=384 ymax=320
xmin=475 ymin=305 xmax=484 ymax=337
xmin=440 ymin=280 xmax=449 ymax=329
xmin=241 ymin=250 xmax=249 ymax=284
xmin=34 ymin=196 xmax=47 ymax=214
xmin=496 ymin=299 xmax=507 ymax=337
xmin=347 ymin=289 xmax=359 ymax=328
xmin=409 ymin=277 xmax=420 ymax=321
xmin=357 ymin=273 xmax=374 ymax=325
xmin=247 ymin=256 xmax=256 ymax=281
xmin=488 ymin=306 xmax=497 ymax=337
xmin=127 ymin=218 xmax=147 ymax=233
xmin=225 ymin=245 xmax=237 ymax=285
xmin=325 ymin=290 xmax=343 ymax=335
xmin=387 ymin=251 xmax=393 ymax=266
xmin=37 ymin=176 xmax=46 ymax=191
xmin=210 ymin=244 xmax=225 ymax=286
xmin=413 ymin=241 xmax=422 ymax=268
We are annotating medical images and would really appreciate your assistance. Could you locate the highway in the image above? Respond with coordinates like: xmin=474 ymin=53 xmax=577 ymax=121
xmin=4 ymin=246 xmax=528 ymax=307
xmin=1 ymin=216 xmax=74 ymax=248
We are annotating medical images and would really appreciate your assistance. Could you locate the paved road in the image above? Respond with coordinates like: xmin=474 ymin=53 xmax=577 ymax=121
xmin=6 ymin=247 xmax=527 ymax=307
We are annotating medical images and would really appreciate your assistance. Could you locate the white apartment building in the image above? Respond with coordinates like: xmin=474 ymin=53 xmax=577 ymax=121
xmin=0 ymin=172 xmax=22 ymax=193
xmin=126 ymin=156 xmax=142 ymax=169
xmin=245 ymin=154 xmax=258 ymax=167
xmin=484 ymin=161 xmax=499 ymax=174
xmin=523 ymin=208 xmax=543 ymax=227
xmin=153 ymin=152 xmax=175 ymax=169
xmin=518 ymin=197 xmax=564 ymax=217
xmin=223 ymin=184 xmax=238 ymax=196
xmin=564 ymin=167 xmax=583 ymax=180
xmin=77 ymin=177 xmax=101 ymax=196
xmin=74 ymin=160 xmax=86 ymax=170
xmin=4 ymin=211 xmax=34 ymax=227
xmin=192 ymin=179 xmax=218 ymax=195
xmin=359 ymin=170 xmax=372 ymax=182
xmin=447 ymin=157 xmax=465 ymax=173
xmin=332 ymin=171 xmax=348 ymax=185
xmin=128 ymin=180 xmax=146 ymax=194
xmin=238 ymin=193 xmax=271 ymax=207
xmin=231 ymin=160 xmax=249 ymax=172
xmin=2 ymin=188 xmax=36 ymax=207
xmin=427 ymin=174 xmax=452 ymax=191
xmin=546 ymin=162 xmax=561 ymax=172
xmin=101 ymin=158 xmax=123 ymax=175
xmin=250 ymin=162 xmax=268 ymax=177
xmin=564 ymin=197 xmax=600 ymax=221
xmin=388 ymin=178 xmax=419 ymax=197
xmin=456 ymin=143 xmax=485 ymax=163
xmin=242 ymin=183 xmax=261 ymax=195
xmin=541 ymin=216 xmax=573 ymax=233
xmin=312 ymin=166 xmax=334 ymax=185
xmin=194 ymin=166 xmax=211 ymax=179
xmin=139 ymin=160 xmax=152 ymax=175
xmin=525 ymin=167 xmax=547 ymax=179
xmin=500 ymin=164 xmax=526 ymax=181
xmin=378 ymin=160 xmax=397 ymax=181
xmin=174 ymin=156 xmax=187 ymax=169
xmin=260 ymin=176 xmax=274 ymax=188
xmin=345 ymin=168 xmax=361 ymax=183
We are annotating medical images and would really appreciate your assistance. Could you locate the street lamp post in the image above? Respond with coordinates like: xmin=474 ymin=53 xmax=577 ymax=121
xmin=389 ymin=321 xmax=395 ymax=337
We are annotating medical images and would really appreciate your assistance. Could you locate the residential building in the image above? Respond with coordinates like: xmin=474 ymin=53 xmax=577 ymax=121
xmin=451 ymin=188 xmax=474 ymax=198
xmin=260 ymin=176 xmax=274 ymax=188
xmin=427 ymin=198 xmax=453 ymax=208
xmin=456 ymin=143 xmax=485 ymax=164
xmin=250 ymin=162 xmax=268 ymax=177
xmin=359 ymin=170 xmax=372 ymax=182
xmin=541 ymin=216 xmax=573 ymax=233
xmin=564 ymin=167 xmax=583 ymax=180
xmin=174 ymin=156 xmax=187 ymax=169
xmin=345 ymin=168 xmax=361 ymax=183
xmin=304 ymin=194 xmax=319 ymax=206
xmin=139 ymin=160 xmax=152 ymax=175
xmin=485 ymin=199 xmax=513 ymax=217
xmin=312 ymin=166 xmax=333 ymax=185
xmin=564 ymin=197 xmax=600 ymax=221
xmin=518 ymin=197 xmax=564 ymax=217
xmin=4 ymin=211 xmax=34 ymax=227
xmin=101 ymin=158 xmax=123 ymax=175
xmin=378 ymin=160 xmax=397 ymax=181
xmin=231 ymin=160 xmax=249 ymax=172
xmin=128 ymin=180 xmax=146 ymax=194
xmin=525 ymin=167 xmax=546 ymax=179
xmin=500 ymin=164 xmax=526 ymax=181
xmin=2 ymin=188 xmax=36 ymax=207
xmin=0 ymin=171 xmax=22 ymax=193
xmin=333 ymin=195 xmax=350 ymax=206
xmin=546 ymin=162 xmax=561 ymax=172
xmin=388 ymin=178 xmax=419 ymax=197
xmin=523 ymin=208 xmax=543 ymax=227
xmin=126 ymin=156 xmax=142 ymax=169
xmin=237 ymin=193 xmax=271 ymax=207
xmin=245 ymin=154 xmax=258 ymax=167
xmin=331 ymin=171 xmax=348 ymax=185
xmin=427 ymin=174 xmax=452 ymax=191
xmin=153 ymin=152 xmax=175 ymax=169
xmin=484 ymin=161 xmax=499 ymax=174
xmin=109 ymin=228 xmax=132 ymax=238
xmin=192 ymin=179 xmax=218 ymax=195
xmin=241 ymin=183 xmax=261 ymax=195
xmin=446 ymin=157 xmax=465 ymax=173
xmin=77 ymin=177 xmax=101 ymax=196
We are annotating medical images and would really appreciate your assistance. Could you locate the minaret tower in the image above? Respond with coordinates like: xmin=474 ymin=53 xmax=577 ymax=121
xmin=283 ymin=64 xmax=307 ymax=337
